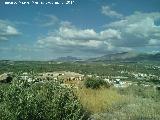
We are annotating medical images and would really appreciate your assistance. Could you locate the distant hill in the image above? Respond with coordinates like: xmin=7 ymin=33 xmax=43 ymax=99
xmin=87 ymin=52 xmax=160 ymax=62
xmin=0 ymin=60 xmax=15 ymax=65
xmin=54 ymin=56 xmax=82 ymax=62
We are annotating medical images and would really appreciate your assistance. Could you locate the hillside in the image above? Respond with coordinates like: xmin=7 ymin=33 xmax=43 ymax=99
xmin=88 ymin=52 xmax=160 ymax=62
xmin=54 ymin=56 xmax=82 ymax=62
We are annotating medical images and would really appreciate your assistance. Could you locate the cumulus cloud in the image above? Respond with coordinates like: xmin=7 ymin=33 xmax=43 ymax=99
xmin=37 ymin=22 xmax=122 ymax=54
xmin=6 ymin=26 xmax=19 ymax=35
xmin=37 ymin=12 xmax=160 ymax=56
xmin=58 ymin=27 xmax=98 ymax=40
xmin=101 ymin=6 xmax=123 ymax=18
xmin=107 ymin=12 xmax=160 ymax=48
xmin=100 ymin=29 xmax=121 ymax=39
xmin=0 ymin=20 xmax=20 ymax=41
xmin=148 ymin=39 xmax=160 ymax=46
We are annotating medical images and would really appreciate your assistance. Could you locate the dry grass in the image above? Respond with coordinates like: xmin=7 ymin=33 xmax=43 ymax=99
xmin=75 ymin=87 xmax=124 ymax=113
xmin=90 ymin=96 xmax=160 ymax=120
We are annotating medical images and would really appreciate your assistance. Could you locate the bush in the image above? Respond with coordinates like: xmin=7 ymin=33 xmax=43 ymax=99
xmin=84 ymin=77 xmax=110 ymax=89
xmin=0 ymin=79 xmax=89 ymax=120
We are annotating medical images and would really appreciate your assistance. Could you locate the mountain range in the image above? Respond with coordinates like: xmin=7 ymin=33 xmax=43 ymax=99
xmin=53 ymin=52 xmax=160 ymax=62
xmin=88 ymin=52 xmax=160 ymax=62
xmin=54 ymin=56 xmax=82 ymax=62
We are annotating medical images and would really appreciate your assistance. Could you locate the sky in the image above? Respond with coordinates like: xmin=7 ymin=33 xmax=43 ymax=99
xmin=0 ymin=0 xmax=160 ymax=60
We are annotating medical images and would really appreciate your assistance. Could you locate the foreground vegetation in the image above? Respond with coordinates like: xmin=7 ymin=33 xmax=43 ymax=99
xmin=89 ymin=85 xmax=160 ymax=120
xmin=1 ymin=80 xmax=159 ymax=120
xmin=0 ymin=79 xmax=89 ymax=120
xmin=76 ymin=87 xmax=123 ymax=113
xmin=75 ymin=81 xmax=160 ymax=119
xmin=0 ymin=61 xmax=160 ymax=120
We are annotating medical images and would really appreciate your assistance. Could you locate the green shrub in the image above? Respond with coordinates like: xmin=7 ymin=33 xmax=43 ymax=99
xmin=84 ymin=77 xmax=110 ymax=89
xmin=0 ymin=79 xmax=89 ymax=120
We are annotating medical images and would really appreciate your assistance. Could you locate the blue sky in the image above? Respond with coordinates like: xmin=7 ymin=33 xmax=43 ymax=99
xmin=0 ymin=0 xmax=160 ymax=60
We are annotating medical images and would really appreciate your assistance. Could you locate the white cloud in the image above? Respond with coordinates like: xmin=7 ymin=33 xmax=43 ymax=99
xmin=0 ymin=20 xmax=20 ymax=41
xmin=36 ymin=14 xmax=122 ymax=54
xmin=6 ymin=26 xmax=19 ymax=35
xmin=37 ymin=23 xmax=121 ymax=53
xmin=148 ymin=39 xmax=160 ymax=46
xmin=42 ymin=15 xmax=59 ymax=27
xmin=37 ymin=12 xmax=160 ymax=56
xmin=58 ymin=26 xmax=98 ymax=40
xmin=101 ymin=6 xmax=123 ymax=18
xmin=36 ymin=14 xmax=60 ymax=27
xmin=107 ymin=12 xmax=160 ymax=48
xmin=100 ymin=29 xmax=121 ymax=39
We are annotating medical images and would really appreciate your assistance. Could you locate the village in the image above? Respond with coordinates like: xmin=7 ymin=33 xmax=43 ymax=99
xmin=0 ymin=70 xmax=159 ymax=89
